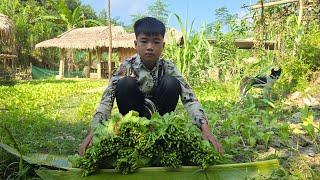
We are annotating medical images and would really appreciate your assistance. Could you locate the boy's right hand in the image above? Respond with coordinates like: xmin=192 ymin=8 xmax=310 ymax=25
xmin=79 ymin=130 xmax=94 ymax=156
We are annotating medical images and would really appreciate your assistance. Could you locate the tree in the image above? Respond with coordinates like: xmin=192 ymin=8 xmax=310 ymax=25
xmin=205 ymin=7 xmax=249 ymax=38
xmin=147 ymin=0 xmax=170 ymax=24
xmin=38 ymin=0 xmax=103 ymax=74
xmin=131 ymin=0 xmax=170 ymax=25
xmin=39 ymin=0 xmax=83 ymax=30
xmin=0 ymin=0 xmax=62 ymax=66
xmin=0 ymin=0 xmax=103 ymax=69
xmin=98 ymin=8 xmax=124 ymax=26
xmin=65 ymin=0 xmax=81 ymax=11
xmin=131 ymin=12 xmax=147 ymax=25
xmin=40 ymin=0 xmax=101 ymax=30
xmin=80 ymin=4 xmax=98 ymax=20
xmin=214 ymin=7 xmax=236 ymax=27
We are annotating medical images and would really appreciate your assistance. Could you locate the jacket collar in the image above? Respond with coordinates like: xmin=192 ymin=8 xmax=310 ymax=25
xmin=135 ymin=54 xmax=160 ymax=72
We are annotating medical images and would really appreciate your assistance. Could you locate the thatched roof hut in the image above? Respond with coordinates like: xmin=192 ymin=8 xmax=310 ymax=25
xmin=35 ymin=26 xmax=182 ymax=50
xmin=0 ymin=13 xmax=15 ymax=46
xmin=35 ymin=26 xmax=134 ymax=50
xmin=35 ymin=26 xmax=182 ymax=79
xmin=0 ymin=13 xmax=16 ymax=72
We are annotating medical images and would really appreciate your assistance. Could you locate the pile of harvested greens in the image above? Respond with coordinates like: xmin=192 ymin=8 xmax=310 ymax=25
xmin=70 ymin=112 xmax=228 ymax=176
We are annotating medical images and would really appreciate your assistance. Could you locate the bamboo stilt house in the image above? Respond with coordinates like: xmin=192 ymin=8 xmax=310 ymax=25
xmin=35 ymin=26 xmax=182 ymax=79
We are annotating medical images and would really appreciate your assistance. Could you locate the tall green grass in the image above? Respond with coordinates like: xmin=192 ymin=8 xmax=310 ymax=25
xmin=164 ymin=14 xmax=279 ymax=86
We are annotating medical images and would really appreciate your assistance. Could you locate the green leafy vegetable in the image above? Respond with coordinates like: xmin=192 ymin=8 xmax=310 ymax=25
xmin=72 ymin=112 xmax=228 ymax=176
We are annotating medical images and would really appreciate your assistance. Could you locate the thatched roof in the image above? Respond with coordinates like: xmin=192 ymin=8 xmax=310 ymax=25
xmin=36 ymin=26 xmax=131 ymax=50
xmin=35 ymin=26 xmax=183 ymax=50
xmin=164 ymin=28 xmax=183 ymax=45
xmin=0 ymin=13 xmax=14 ymax=46
xmin=207 ymin=38 xmax=276 ymax=50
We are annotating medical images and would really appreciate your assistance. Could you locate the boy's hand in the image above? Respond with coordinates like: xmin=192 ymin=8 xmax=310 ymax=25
xmin=201 ymin=124 xmax=224 ymax=154
xmin=79 ymin=130 xmax=94 ymax=156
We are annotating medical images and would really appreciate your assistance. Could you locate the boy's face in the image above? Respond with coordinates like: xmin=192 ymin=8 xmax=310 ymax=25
xmin=134 ymin=33 xmax=165 ymax=69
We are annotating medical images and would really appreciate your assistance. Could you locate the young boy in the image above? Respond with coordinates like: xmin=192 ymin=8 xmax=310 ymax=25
xmin=79 ymin=17 xmax=223 ymax=155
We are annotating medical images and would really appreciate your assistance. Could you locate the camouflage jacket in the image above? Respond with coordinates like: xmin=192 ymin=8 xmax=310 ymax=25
xmin=92 ymin=54 xmax=209 ymax=129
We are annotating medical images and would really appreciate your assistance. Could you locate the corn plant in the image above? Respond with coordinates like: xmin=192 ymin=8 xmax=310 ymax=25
xmin=164 ymin=13 xmax=256 ymax=85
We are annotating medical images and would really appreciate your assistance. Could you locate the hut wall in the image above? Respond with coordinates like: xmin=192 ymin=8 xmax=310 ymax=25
xmin=119 ymin=48 xmax=136 ymax=61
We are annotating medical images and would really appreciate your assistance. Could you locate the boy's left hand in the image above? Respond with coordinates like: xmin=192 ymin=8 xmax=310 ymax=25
xmin=201 ymin=124 xmax=224 ymax=154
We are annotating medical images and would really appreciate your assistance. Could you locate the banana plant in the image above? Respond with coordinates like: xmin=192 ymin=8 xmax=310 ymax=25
xmin=38 ymin=0 xmax=102 ymax=30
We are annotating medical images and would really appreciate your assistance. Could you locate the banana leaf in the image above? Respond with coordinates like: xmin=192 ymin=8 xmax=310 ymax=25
xmin=36 ymin=159 xmax=279 ymax=180
xmin=1 ymin=143 xmax=279 ymax=179
xmin=0 ymin=143 xmax=71 ymax=168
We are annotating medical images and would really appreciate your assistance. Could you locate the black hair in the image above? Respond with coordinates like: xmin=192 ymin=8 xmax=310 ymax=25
xmin=133 ymin=17 xmax=166 ymax=38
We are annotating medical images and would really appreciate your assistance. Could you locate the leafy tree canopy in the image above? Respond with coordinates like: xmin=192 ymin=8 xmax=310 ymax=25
xmin=131 ymin=0 xmax=170 ymax=26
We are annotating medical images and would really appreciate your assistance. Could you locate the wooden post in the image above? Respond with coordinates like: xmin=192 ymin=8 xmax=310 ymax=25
xmin=58 ymin=48 xmax=65 ymax=79
xmin=87 ymin=50 xmax=92 ymax=78
xmin=97 ymin=48 xmax=102 ymax=79
xmin=260 ymin=0 xmax=265 ymax=49
xmin=248 ymin=0 xmax=299 ymax=9
xmin=298 ymin=0 xmax=304 ymax=28
xmin=108 ymin=0 xmax=112 ymax=80
xmin=293 ymin=0 xmax=304 ymax=56
xmin=12 ymin=57 xmax=15 ymax=70
xmin=3 ymin=59 xmax=6 ymax=70
xmin=71 ymin=49 xmax=74 ymax=72
xmin=118 ymin=50 xmax=122 ymax=66
xmin=10 ymin=58 xmax=12 ymax=69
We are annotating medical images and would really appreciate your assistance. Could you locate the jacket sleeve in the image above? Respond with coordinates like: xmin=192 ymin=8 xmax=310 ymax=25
xmin=164 ymin=61 xmax=209 ymax=128
xmin=91 ymin=62 xmax=129 ymax=129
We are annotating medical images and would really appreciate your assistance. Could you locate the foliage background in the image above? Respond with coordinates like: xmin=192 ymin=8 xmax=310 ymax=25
xmin=0 ymin=0 xmax=319 ymax=179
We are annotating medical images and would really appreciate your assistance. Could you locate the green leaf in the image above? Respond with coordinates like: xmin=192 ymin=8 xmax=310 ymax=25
xmin=249 ymin=137 xmax=256 ymax=147
xmin=261 ymin=99 xmax=275 ymax=108
xmin=35 ymin=159 xmax=280 ymax=180
xmin=0 ymin=143 xmax=72 ymax=169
